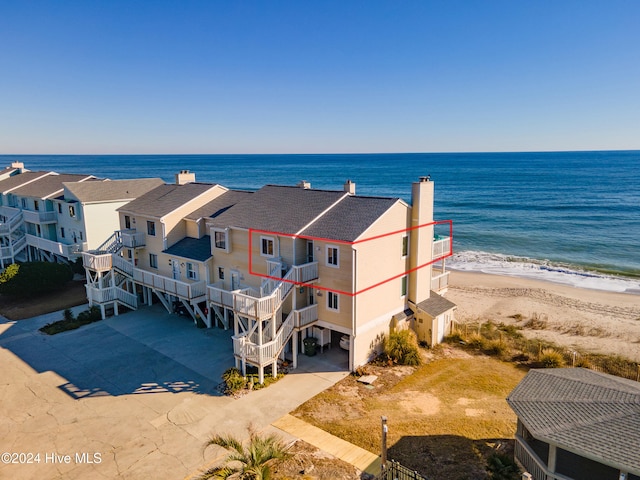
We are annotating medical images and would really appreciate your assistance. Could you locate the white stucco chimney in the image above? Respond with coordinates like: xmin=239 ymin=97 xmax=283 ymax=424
xmin=10 ymin=161 xmax=25 ymax=173
xmin=408 ymin=175 xmax=434 ymax=305
xmin=175 ymin=170 xmax=196 ymax=185
xmin=343 ymin=179 xmax=356 ymax=194
xmin=297 ymin=180 xmax=311 ymax=189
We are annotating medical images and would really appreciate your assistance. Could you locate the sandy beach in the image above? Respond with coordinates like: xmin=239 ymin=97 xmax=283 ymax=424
xmin=446 ymin=271 xmax=640 ymax=362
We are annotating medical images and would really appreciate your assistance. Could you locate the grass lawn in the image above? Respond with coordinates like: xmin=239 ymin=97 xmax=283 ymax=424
xmin=292 ymin=347 xmax=526 ymax=480
xmin=0 ymin=280 xmax=88 ymax=320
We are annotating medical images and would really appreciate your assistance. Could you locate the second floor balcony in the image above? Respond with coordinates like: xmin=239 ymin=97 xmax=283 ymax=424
xmin=120 ymin=229 xmax=146 ymax=249
xmin=22 ymin=209 xmax=57 ymax=225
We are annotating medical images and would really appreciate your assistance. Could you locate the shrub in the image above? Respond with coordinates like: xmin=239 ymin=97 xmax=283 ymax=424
xmin=40 ymin=306 xmax=102 ymax=335
xmin=0 ymin=262 xmax=73 ymax=298
xmin=467 ymin=334 xmax=487 ymax=350
xmin=63 ymin=308 xmax=75 ymax=322
xmin=540 ymin=348 xmax=565 ymax=368
xmin=444 ymin=332 xmax=464 ymax=344
xmin=222 ymin=367 xmax=246 ymax=393
xmin=484 ymin=340 xmax=508 ymax=357
xmin=487 ymin=453 xmax=520 ymax=480
xmin=384 ymin=329 xmax=421 ymax=366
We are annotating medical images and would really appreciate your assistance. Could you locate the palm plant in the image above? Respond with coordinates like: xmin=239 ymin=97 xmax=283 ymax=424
xmin=198 ymin=428 xmax=290 ymax=480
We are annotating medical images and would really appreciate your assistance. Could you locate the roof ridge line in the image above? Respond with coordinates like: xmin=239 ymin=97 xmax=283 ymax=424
xmin=4 ymin=171 xmax=55 ymax=194
xmin=295 ymin=192 xmax=350 ymax=237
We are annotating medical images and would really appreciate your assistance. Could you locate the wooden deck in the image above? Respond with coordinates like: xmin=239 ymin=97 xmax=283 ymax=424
xmin=272 ymin=414 xmax=381 ymax=475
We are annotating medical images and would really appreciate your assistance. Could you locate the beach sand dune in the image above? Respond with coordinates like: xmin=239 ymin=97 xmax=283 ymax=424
xmin=447 ymin=271 xmax=640 ymax=362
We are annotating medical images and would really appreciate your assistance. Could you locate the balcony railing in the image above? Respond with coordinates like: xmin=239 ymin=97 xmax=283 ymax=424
xmin=132 ymin=268 xmax=207 ymax=300
xmin=0 ymin=208 xmax=23 ymax=235
xmin=25 ymin=234 xmax=81 ymax=258
xmin=121 ymin=229 xmax=146 ymax=248
xmin=294 ymin=304 xmax=318 ymax=329
xmin=431 ymin=271 xmax=450 ymax=292
xmin=82 ymin=252 xmax=113 ymax=271
xmin=22 ymin=210 xmax=57 ymax=224
xmin=432 ymin=236 xmax=451 ymax=259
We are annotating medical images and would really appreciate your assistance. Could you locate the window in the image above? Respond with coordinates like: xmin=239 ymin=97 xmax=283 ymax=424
xmin=214 ymin=230 xmax=226 ymax=249
xmin=79 ymin=231 xmax=83 ymax=241
xmin=186 ymin=262 xmax=198 ymax=280
xmin=149 ymin=254 xmax=158 ymax=269
xmin=57 ymin=203 xmax=62 ymax=214
xmin=260 ymin=236 xmax=274 ymax=257
xmin=69 ymin=205 xmax=76 ymax=217
xmin=402 ymin=236 xmax=409 ymax=257
xmin=60 ymin=227 xmax=65 ymax=238
xmin=21 ymin=198 xmax=26 ymax=208
xmin=34 ymin=200 xmax=39 ymax=211
xmin=147 ymin=221 xmax=156 ymax=236
xmin=326 ymin=246 xmax=339 ymax=267
xmin=327 ymin=292 xmax=339 ymax=311
xmin=124 ymin=215 xmax=131 ymax=229
xmin=401 ymin=276 xmax=408 ymax=297
xmin=218 ymin=267 xmax=224 ymax=280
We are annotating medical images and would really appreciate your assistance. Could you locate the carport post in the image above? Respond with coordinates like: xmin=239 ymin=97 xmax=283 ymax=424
xmin=292 ymin=333 xmax=298 ymax=369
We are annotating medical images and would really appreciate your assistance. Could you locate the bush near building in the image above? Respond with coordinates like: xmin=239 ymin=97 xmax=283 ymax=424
xmin=0 ymin=262 xmax=73 ymax=298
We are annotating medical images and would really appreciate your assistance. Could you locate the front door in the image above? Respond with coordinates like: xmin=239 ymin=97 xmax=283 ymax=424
xmin=172 ymin=259 xmax=180 ymax=279
xmin=231 ymin=271 xmax=240 ymax=290
xmin=307 ymin=240 xmax=314 ymax=262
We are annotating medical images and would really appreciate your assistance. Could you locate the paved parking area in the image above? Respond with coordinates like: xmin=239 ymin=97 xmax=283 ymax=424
xmin=0 ymin=305 xmax=348 ymax=479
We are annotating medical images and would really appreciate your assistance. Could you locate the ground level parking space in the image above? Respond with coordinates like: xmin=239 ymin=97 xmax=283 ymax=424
xmin=0 ymin=305 xmax=348 ymax=480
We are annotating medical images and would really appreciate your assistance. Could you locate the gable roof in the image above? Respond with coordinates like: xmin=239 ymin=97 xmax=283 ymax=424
xmin=63 ymin=178 xmax=165 ymax=203
xmin=507 ymin=368 xmax=640 ymax=475
xmin=303 ymin=195 xmax=399 ymax=242
xmin=209 ymin=185 xmax=346 ymax=234
xmin=163 ymin=235 xmax=212 ymax=262
xmin=416 ymin=291 xmax=457 ymax=317
xmin=118 ymin=183 xmax=221 ymax=218
xmin=0 ymin=171 xmax=54 ymax=194
xmin=185 ymin=190 xmax=253 ymax=221
xmin=10 ymin=173 xmax=97 ymax=199
xmin=208 ymin=185 xmax=402 ymax=242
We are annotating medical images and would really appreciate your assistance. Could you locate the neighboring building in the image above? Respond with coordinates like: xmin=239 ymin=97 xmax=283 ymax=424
xmin=0 ymin=163 xmax=164 ymax=267
xmin=507 ymin=368 xmax=640 ymax=480
xmin=82 ymin=174 xmax=455 ymax=382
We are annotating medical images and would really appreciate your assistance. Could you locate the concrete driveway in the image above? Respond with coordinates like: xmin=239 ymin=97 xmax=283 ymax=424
xmin=0 ymin=304 xmax=348 ymax=480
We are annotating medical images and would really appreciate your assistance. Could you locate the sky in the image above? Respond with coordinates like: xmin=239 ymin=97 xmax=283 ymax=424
xmin=1 ymin=1 xmax=639 ymax=154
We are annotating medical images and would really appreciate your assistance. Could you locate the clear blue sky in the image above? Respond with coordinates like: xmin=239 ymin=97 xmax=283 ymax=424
xmin=1 ymin=1 xmax=639 ymax=154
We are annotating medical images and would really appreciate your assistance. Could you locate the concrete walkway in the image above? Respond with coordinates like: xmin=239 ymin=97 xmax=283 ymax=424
xmin=1 ymin=304 xmax=350 ymax=480
xmin=272 ymin=414 xmax=381 ymax=476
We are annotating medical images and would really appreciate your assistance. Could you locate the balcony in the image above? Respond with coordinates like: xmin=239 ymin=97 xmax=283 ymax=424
xmin=514 ymin=436 xmax=571 ymax=480
xmin=120 ymin=229 xmax=146 ymax=248
xmin=0 ymin=207 xmax=23 ymax=235
xmin=82 ymin=252 xmax=113 ymax=272
xmin=131 ymin=268 xmax=207 ymax=300
xmin=431 ymin=271 xmax=450 ymax=292
xmin=22 ymin=210 xmax=57 ymax=224
xmin=25 ymin=234 xmax=83 ymax=258
xmin=432 ymin=235 xmax=451 ymax=260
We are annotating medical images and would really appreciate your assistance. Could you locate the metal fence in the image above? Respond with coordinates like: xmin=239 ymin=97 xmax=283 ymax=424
xmin=376 ymin=460 xmax=428 ymax=480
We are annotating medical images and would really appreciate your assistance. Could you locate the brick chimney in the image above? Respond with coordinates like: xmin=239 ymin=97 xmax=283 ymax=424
xmin=175 ymin=170 xmax=196 ymax=185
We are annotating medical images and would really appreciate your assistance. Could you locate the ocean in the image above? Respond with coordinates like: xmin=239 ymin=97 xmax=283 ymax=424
xmin=2 ymin=151 xmax=639 ymax=294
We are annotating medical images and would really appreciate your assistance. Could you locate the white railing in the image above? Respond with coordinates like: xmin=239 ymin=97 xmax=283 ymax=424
xmin=293 ymin=261 xmax=319 ymax=283
xmin=431 ymin=271 xmax=450 ymax=292
xmin=0 ymin=209 xmax=23 ymax=235
xmin=132 ymin=268 xmax=206 ymax=299
xmin=22 ymin=210 xmax=57 ymax=224
xmin=112 ymin=254 xmax=134 ymax=276
xmin=96 ymin=231 xmax=123 ymax=254
xmin=294 ymin=304 xmax=318 ymax=329
xmin=25 ymin=234 xmax=77 ymax=258
xmin=121 ymin=229 xmax=146 ymax=248
xmin=433 ymin=236 xmax=451 ymax=259
xmin=82 ymin=252 xmax=113 ymax=271
xmin=86 ymin=285 xmax=137 ymax=309
xmin=233 ymin=310 xmax=296 ymax=366
xmin=208 ymin=283 xmax=236 ymax=308
xmin=116 ymin=288 xmax=138 ymax=309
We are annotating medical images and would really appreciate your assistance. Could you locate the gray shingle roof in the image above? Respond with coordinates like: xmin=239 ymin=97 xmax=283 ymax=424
xmin=209 ymin=185 xmax=402 ymax=242
xmin=11 ymin=173 xmax=97 ymax=198
xmin=417 ymin=291 xmax=457 ymax=317
xmin=118 ymin=183 xmax=219 ymax=218
xmin=209 ymin=185 xmax=347 ymax=235
xmin=0 ymin=171 xmax=54 ymax=194
xmin=185 ymin=190 xmax=253 ymax=221
xmin=63 ymin=178 xmax=164 ymax=203
xmin=507 ymin=368 xmax=640 ymax=474
xmin=163 ymin=235 xmax=212 ymax=262
xmin=303 ymin=195 xmax=399 ymax=242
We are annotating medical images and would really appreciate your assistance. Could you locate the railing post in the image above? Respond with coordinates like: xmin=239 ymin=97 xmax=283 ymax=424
xmin=381 ymin=416 xmax=388 ymax=476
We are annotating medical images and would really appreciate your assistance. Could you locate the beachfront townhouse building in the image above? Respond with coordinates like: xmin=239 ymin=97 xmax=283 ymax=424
xmin=82 ymin=174 xmax=454 ymax=381
xmin=0 ymin=162 xmax=164 ymax=268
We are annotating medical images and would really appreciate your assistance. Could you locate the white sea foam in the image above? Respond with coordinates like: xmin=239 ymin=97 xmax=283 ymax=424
xmin=448 ymin=251 xmax=640 ymax=294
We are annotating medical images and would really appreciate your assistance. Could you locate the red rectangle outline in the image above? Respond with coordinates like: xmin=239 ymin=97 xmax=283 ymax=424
xmin=248 ymin=220 xmax=452 ymax=297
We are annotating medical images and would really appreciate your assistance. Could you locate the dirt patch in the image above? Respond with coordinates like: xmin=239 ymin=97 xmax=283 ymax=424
xmin=272 ymin=440 xmax=360 ymax=480
xmin=0 ymin=280 xmax=87 ymax=320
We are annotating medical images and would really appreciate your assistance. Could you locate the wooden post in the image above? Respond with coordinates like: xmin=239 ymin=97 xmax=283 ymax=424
xmin=381 ymin=416 xmax=388 ymax=476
